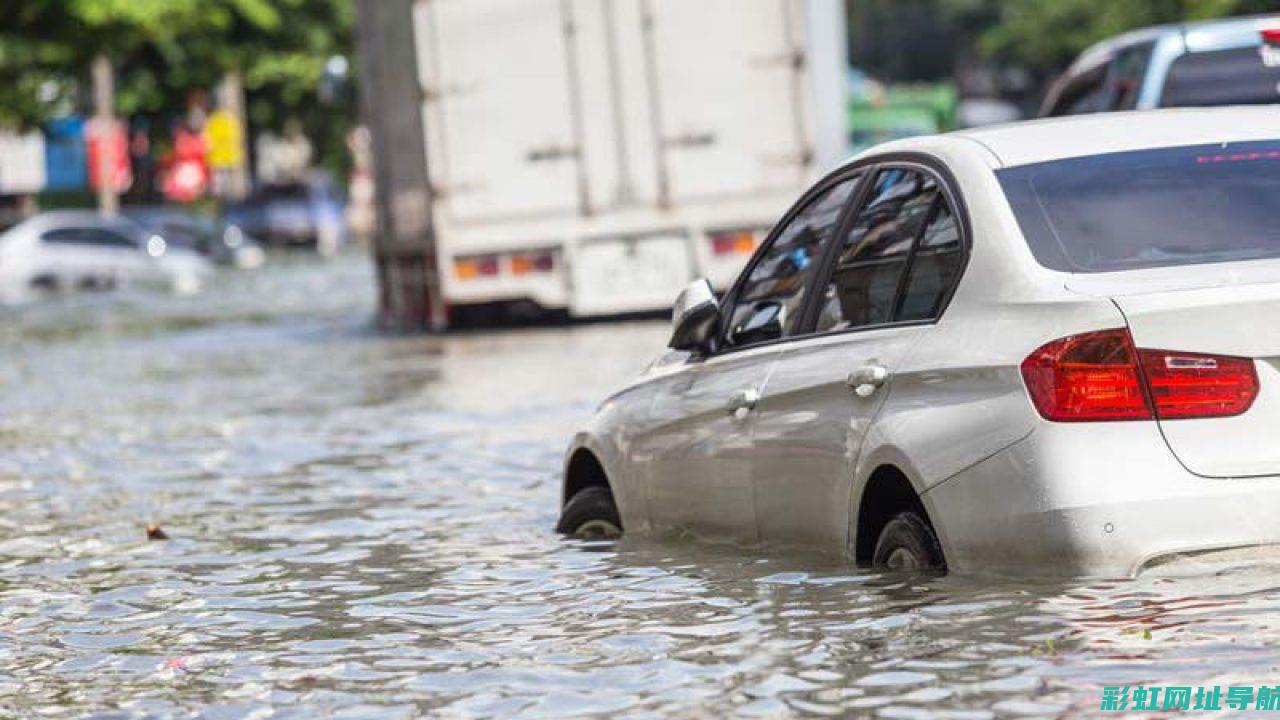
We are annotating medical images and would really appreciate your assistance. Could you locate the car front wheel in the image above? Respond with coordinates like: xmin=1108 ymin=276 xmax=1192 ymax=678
xmin=556 ymin=486 xmax=622 ymax=540
xmin=872 ymin=511 xmax=945 ymax=572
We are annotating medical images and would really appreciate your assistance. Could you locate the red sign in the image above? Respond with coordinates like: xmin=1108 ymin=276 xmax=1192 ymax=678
xmin=161 ymin=127 xmax=210 ymax=203
xmin=85 ymin=117 xmax=132 ymax=193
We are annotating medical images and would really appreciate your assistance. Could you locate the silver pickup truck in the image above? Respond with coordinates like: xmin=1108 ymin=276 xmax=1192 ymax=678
xmin=1042 ymin=14 xmax=1280 ymax=116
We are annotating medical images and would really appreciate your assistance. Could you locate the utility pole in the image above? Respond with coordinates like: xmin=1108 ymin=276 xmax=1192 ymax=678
xmin=92 ymin=54 xmax=118 ymax=216
xmin=220 ymin=71 xmax=251 ymax=201
xmin=355 ymin=0 xmax=447 ymax=331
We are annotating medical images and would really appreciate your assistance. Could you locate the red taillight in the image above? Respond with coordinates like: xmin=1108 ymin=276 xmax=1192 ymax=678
xmin=1021 ymin=329 xmax=1150 ymax=421
xmin=1020 ymin=328 xmax=1258 ymax=422
xmin=1138 ymin=349 xmax=1258 ymax=419
xmin=1261 ymin=27 xmax=1280 ymax=46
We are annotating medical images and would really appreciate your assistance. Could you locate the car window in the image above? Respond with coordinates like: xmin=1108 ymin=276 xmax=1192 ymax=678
xmin=253 ymin=184 xmax=309 ymax=203
xmin=722 ymin=176 xmax=860 ymax=348
xmin=41 ymin=228 xmax=85 ymax=245
xmin=896 ymin=201 xmax=963 ymax=322
xmin=158 ymin=222 xmax=208 ymax=250
xmin=87 ymin=228 xmax=138 ymax=249
xmin=999 ymin=140 xmax=1280 ymax=273
xmin=1044 ymin=63 xmax=1109 ymax=117
xmin=1110 ymin=42 xmax=1154 ymax=111
xmin=813 ymin=168 xmax=938 ymax=333
xmin=1160 ymin=47 xmax=1280 ymax=107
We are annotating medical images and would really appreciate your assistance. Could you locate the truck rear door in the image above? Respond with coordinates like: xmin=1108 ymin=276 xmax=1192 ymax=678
xmin=642 ymin=0 xmax=810 ymax=204
xmin=415 ymin=0 xmax=585 ymax=225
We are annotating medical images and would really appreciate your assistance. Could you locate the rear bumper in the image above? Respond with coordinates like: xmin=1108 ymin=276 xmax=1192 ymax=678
xmin=441 ymin=230 xmax=754 ymax=320
xmin=925 ymin=420 xmax=1280 ymax=577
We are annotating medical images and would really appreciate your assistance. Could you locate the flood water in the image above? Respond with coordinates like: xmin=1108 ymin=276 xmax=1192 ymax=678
xmin=3 ymin=253 xmax=1280 ymax=719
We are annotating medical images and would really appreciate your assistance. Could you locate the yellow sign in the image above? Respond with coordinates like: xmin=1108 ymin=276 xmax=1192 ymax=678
xmin=204 ymin=110 xmax=244 ymax=169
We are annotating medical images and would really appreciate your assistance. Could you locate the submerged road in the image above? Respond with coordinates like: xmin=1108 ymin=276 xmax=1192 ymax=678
xmin=1 ymin=252 xmax=1276 ymax=718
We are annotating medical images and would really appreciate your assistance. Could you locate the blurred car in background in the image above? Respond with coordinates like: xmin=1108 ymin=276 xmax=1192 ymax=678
xmin=124 ymin=206 xmax=266 ymax=270
xmin=1042 ymin=13 xmax=1280 ymax=116
xmin=0 ymin=210 xmax=213 ymax=303
xmin=223 ymin=173 xmax=347 ymax=256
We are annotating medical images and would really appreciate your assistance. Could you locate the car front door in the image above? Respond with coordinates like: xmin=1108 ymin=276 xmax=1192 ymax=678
xmin=750 ymin=165 xmax=968 ymax=549
xmin=637 ymin=173 xmax=861 ymax=543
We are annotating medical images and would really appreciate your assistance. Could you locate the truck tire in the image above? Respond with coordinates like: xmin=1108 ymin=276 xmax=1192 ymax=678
xmin=872 ymin=511 xmax=945 ymax=572
xmin=556 ymin=486 xmax=622 ymax=540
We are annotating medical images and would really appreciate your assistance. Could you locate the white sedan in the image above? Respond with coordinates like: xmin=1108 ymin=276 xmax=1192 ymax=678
xmin=558 ymin=106 xmax=1280 ymax=577
xmin=0 ymin=210 xmax=213 ymax=303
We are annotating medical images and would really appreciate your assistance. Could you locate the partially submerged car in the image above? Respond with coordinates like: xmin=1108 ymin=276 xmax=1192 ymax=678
xmin=124 ymin=206 xmax=266 ymax=270
xmin=558 ymin=107 xmax=1280 ymax=577
xmin=0 ymin=210 xmax=213 ymax=303
xmin=223 ymin=174 xmax=346 ymax=255
xmin=1042 ymin=13 xmax=1280 ymax=116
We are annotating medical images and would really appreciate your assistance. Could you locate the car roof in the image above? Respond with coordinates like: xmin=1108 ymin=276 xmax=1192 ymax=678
xmin=31 ymin=209 xmax=111 ymax=226
xmin=942 ymin=106 xmax=1280 ymax=168
xmin=1072 ymin=13 xmax=1280 ymax=69
xmin=18 ymin=210 xmax=149 ymax=239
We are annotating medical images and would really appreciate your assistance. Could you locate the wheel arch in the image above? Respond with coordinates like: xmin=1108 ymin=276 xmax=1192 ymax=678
xmin=851 ymin=461 xmax=943 ymax=567
xmin=562 ymin=445 xmax=612 ymax=507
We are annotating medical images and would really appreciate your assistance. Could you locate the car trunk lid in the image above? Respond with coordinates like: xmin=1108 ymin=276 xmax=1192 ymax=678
xmin=1069 ymin=264 xmax=1280 ymax=478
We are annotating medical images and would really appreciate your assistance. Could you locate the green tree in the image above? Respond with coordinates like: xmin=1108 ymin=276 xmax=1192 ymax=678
xmin=0 ymin=0 xmax=354 ymax=174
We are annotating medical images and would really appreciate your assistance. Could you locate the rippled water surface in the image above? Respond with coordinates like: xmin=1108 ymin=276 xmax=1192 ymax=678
xmin=4 ymin=253 xmax=1280 ymax=719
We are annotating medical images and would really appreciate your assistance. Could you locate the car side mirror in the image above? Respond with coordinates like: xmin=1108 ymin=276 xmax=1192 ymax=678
xmin=669 ymin=278 xmax=719 ymax=352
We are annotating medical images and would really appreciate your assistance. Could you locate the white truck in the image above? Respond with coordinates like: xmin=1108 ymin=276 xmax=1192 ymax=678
xmin=411 ymin=0 xmax=849 ymax=321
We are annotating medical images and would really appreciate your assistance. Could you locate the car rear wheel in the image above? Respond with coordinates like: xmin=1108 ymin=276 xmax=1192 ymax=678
xmin=872 ymin=511 xmax=945 ymax=571
xmin=556 ymin=486 xmax=622 ymax=540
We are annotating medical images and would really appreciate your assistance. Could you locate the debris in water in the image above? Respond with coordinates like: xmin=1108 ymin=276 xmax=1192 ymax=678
xmin=146 ymin=523 xmax=169 ymax=541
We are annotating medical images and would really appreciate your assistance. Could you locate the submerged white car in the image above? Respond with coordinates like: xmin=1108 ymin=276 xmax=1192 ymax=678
xmin=0 ymin=210 xmax=213 ymax=303
xmin=558 ymin=107 xmax=1280 ymax=577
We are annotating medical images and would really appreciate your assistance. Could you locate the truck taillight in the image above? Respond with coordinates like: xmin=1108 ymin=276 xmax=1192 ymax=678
xmin=510 ymin=251 xmax=555 ymax=276
xmin=710 ymin=230 xmax=758 ymax=256
xmin=454 ymin=250 xmax=556 ymax=280
xmin=454 ymin=255 xmax=500 ymax=280
xmin=1020 ymin=328 xmax=1258 ymax=422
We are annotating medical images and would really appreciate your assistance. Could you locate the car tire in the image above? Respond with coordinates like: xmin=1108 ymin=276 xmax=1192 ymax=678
xmin=556 ymin=486 xmax=622 ymax=540
xmin=872 ymin=511 xmax=945 ymax=572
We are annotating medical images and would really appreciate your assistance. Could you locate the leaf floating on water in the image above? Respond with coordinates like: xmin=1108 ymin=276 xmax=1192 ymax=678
xmin=146 ymin=523 xmax=169 ymax=541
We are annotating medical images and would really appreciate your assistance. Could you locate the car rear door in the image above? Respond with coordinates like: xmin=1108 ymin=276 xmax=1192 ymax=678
xmin=38 ymin=227 xmax=115 ymax=287
xmin=749 ymin=165 xmax=968 ymax=549
xmin=636 ymin=173 xmax=860 ymax=542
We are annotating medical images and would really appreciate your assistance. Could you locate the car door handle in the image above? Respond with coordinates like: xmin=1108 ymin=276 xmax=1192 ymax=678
xmin=847 ymin=365 xmax=889 ymax=398
xmin=727 ymin=387 xmax=761 ymax=418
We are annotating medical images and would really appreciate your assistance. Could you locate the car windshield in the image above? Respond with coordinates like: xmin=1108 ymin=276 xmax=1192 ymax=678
xmin=998 ymin=140 xmax=1280 ymax=273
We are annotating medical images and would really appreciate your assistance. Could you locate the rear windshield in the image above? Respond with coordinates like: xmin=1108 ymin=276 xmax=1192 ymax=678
xmin=998 ymin=140 xmax=1280 ymax=273
xmin=1160 ymin=47 xmax=1280 ymax=107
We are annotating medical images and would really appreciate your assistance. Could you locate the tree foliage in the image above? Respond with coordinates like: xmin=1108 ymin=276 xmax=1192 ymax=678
xmin=0 ymin=0 xmax=354 ymax=171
